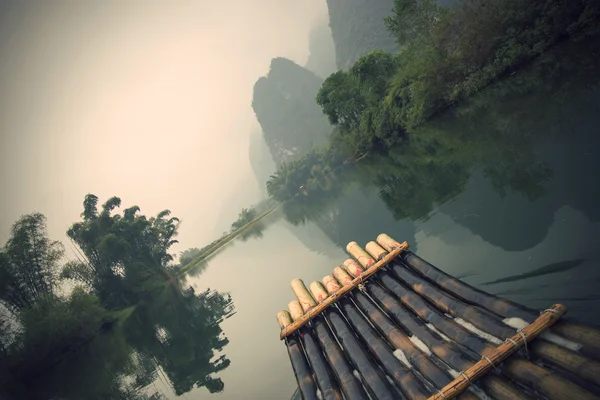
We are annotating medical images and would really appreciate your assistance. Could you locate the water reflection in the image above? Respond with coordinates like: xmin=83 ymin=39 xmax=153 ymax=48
xmin=1 ymin=283 xmax=234 ymax=400
xmin=280 ymin=38 xmax=600 ymax=255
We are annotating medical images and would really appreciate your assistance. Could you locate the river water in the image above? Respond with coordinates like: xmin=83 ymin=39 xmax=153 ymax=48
xmin=178 ymin=40 xmax=600 ymax=399
xmin=8 ymin=40 xmax=600 ymax=400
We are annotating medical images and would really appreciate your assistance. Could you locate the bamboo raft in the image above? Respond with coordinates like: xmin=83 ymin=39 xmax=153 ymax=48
xmin=277 ymin=234 xmax=600 ymax=400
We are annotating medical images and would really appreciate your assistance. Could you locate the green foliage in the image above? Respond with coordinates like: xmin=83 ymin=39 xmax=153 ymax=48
xmin=231 ymin=208 xmax=257 ymax=230
xmin=178 ymin=247 xmax=202 ymax=267
xmin=123 ymin=285 xmax=234 ymax=395
xmin=12 ymin=289 xmax=110 ymax=369
xmin=65 ymin=194 xmax=179 ymax=308
xmin=268 ymin=0 xmax=600 ymax=206
xmin=0 ymin=213 xmax=63 ymax=314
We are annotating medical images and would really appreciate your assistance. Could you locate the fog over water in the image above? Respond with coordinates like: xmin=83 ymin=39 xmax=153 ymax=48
xmin=0 ymin=1 xmax=327 ymax=252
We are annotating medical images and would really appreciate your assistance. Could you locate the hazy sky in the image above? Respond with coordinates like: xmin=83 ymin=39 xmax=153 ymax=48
xmin=0 ymin=1 xmax=328 ymax=254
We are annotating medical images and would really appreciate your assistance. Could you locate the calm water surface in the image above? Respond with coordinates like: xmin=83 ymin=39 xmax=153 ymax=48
xmin=177 ymin=41 xmax=600 ymax=399
xmin=9 ymin=41 xmax=600 ymax=400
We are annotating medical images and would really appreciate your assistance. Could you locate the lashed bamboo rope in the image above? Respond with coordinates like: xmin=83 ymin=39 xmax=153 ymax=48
xmin=342 ymin=264 xmax=532 ymax=400
xmin=378 ymin=234 xmax=600 ymax=362
xmin=279 ymin=235 xmax=600 ymax=400
xmin=307 ymin=280 xmax=378 ymax=400
xmin=287 ymin=302 xmax=344 ymax=400
xmin=429 ymin=304 xmax=568 ymax=400
xmin=298 ymin=280 xmax=398 ymax=399
xmin=280 ymin=243 xmax=408 ymax=339
xmin=277 ymin=310 xmax=319 ymax=400
xmin=320 ymin=276 xmax=430 ymax=400
xmin=352 ymin=241 xmax=597 ymax=399
xmin=375 ymin=235 xmax=600 ymax=389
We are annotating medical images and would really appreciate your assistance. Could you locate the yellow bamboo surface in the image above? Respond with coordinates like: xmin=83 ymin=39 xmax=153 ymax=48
xmin=377 ymin=234 xmax=405 ymax=251
xmin=288 ymin=300 xmax=305 ymax=322
xmin=277 ymin=310 xmax=293 ymax=329
xmin=291 ymin=278 xmax=317 ymax=312
xmin=366 ymin=241 xmax=388 ymax=260
xmin=309 ymin=281 xmax=329 ymax=304
xmin=346 ymin=241 xmax=376 ymax=268
xmin=322 ymin=275 xmax=342 ymax=294
xmin=343 ymin=258 xmax=365 ymax=278
xmin=279 ymin=243 xmax=408 ymax=340
xmin=333 ymin=267 xmax=353 ymax=286
xmin=428 ymin=304 xmax=568 ymax=400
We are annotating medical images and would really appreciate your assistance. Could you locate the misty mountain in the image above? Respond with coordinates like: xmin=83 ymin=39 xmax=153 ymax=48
xmin=304 ymin=22 xmax=337 ymax=78
xmin=252 ymin=57 xmax=333 ymax=168
xmin=326 ymin=0 xmax=397 ymax=69
xmin=249 ymin=129 xmax=277 ymax=196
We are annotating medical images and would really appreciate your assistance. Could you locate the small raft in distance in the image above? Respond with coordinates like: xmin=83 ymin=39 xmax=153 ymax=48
xmin=277 ymin=234 xmax=600 ymax=400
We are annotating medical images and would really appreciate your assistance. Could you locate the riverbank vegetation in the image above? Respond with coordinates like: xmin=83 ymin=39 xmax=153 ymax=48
xmin=0 ymin=195 xmax=234 ymax=399
xmin=266 ymin=0 xmax=600 ymax=202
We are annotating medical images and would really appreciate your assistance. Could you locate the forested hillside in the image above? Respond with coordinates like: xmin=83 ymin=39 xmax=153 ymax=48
xmin=326 ymin=0 xmax=397 ymax=69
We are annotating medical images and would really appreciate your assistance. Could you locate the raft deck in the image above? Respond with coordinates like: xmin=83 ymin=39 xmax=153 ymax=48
xmin=277 ymin=234 xmax=600 ymax=400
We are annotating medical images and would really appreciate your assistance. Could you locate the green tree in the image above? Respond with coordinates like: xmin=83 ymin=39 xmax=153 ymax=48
xmin=231 ymin=208 xmax=257 ymax=230
xmin=179 ymin=247 xmax=202 ymax=267
xmin=316 ymin=71 xmax=366 ymax=132
xmin=0 ymin=213 xmax=63 ymax=314
xmin=64 ymin=194 xmax=180 ymax=308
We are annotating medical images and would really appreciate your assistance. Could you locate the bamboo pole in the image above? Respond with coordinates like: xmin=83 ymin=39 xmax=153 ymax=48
xmin=277 ymin=310 xmax=319 ymax=400
xmin=306 ymin=285 xmax=369 ymax=400
xmin=366 ymin=241 xmax=516 ymax=341
xmin=287 ymin=302 xmax=343 ymax=400
xmin=428 ymin=304 xmax=573 ymax=400
xmin=300 ymin=279 xmax=399 ymax=400
xmin=377 ymin=270 xmax=493 ymax=357
xmin=321 ymin=279 xmax=430 ymax=400
xmin=341 ymin=262 xmax=534 ymax=400
xmin=325 ymin=306 xmax=398 ymax=399
xmin=344 ymin=258 xmax=365 ymax=278
xmin=530 ymin=341 xmax=600 ymax=388
xmin=503 ymin=358 xmax=599 ymax=400
xmin=346 ymin=241 xmax=376 ymax=268
xmin=280 ymin=244 xmax=408 ymax=340
xmin=342 ymin=263 xmax=480 ymax=370
xmin=377 ymin=265 xmax=600 ymax=400
xmin=311 ymin=314 xmax=370 ymax=400
xmin=389 ymin=261 xmax=515 ymax=339
xmin=322 ymin=275 xmax=341 ymax=294
xmin=309 ymin=281 xmax=329 ymax=304
xmin=374 ymin=238 xmax=600 ymax=379
xmin=551 ymin=322 xmax=600 ymax=361
xmin=366 ymin=241 xmax=388 ymax=261
xmin=379 ymin=235 xmax=600 ymax=361
xmin=291 ymin=278 xmax=317 ymax=312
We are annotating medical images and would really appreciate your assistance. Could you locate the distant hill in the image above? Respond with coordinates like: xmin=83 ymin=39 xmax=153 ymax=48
xmin=326 ymin=0 xmax=397 ymax=69
xmin=252 ymin=57 xmax=333 ymax=168
xmin=305 ymin=22 xmax=337 ymax=78
xmin=248 ymin=129 xmax=277 ymax=195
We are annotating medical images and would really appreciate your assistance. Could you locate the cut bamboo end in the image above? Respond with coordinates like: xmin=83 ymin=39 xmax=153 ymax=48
xmin=343 ymin=258 xmax=364 ymax=277
xmin=288 ymin=300 xmax=305 ymax=322
xmin=280 ymin=244 xmax=408 ymax=340
xmin=291 ymin=278 xmax=317 ymax=313
xmin=322 ymin=275 xmax=341 ymax=294
xmin=333 ymin=266 xmax=353 ymax=286
xmin=277 ymin=310 xmax=293 ymax=330
xmin=347 ymin=241 xmax=376 ymax=268
xmin=428 ymin=304 xmax=568 ymax=400
xmin=309 ymin=281 xmax=329 ymax=304
xmin=377 ymin=233 xmax=404 ymax=252
xmin=366 ymin=241 xmax=388 ymax=261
